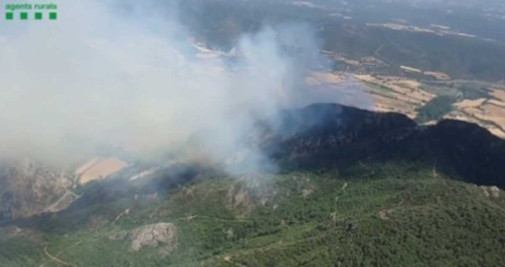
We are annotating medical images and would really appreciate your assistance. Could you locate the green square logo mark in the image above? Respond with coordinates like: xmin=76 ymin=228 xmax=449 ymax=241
xmin=5 ymin=12 xmax=14 ymax=20
xmin=20 ymin=12 xmax=28 ymax=20
xmin=35 ymin=12 xmax=43 ymax=20
xmin=49 ymin=12 xmax=57 ymax=20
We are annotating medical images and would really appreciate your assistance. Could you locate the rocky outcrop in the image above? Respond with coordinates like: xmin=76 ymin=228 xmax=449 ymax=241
xmin=130 ymin=223 xmax=178 ymax=255
xmin=480 ymin=186 xmax=501 ymax=198
xmin=0 ymin=159 xmax=73 ymax=220
xmin=226 ymin=185 xmax=253 ymax=217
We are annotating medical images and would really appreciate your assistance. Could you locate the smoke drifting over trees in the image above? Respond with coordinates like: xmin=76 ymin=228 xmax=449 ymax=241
xmin=0 ymin=0 xmax=363 ymax=173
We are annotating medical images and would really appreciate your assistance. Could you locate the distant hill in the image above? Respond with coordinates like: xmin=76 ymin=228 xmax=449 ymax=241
xmin=178 ymin=0 xmax=505 ymax=82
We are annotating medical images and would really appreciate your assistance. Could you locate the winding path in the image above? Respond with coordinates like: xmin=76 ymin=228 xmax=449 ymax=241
xmin=43 ymin=246 xmax=76 ymax=267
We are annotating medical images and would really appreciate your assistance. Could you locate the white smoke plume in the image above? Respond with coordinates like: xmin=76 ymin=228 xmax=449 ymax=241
xmin=0 ymin=0 xmax=367 ymax=173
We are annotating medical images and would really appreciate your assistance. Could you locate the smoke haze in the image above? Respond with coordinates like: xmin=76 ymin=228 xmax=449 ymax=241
xmin=0 ymin=0 xmax=365 ymax=173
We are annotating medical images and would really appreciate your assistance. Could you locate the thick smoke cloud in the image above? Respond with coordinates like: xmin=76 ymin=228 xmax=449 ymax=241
xmin=0 ymin=0 xmax=364 ymax=173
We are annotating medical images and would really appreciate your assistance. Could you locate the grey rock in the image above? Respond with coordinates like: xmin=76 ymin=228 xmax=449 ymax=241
xmin=130 ymin=223 xmax=178 ymax=254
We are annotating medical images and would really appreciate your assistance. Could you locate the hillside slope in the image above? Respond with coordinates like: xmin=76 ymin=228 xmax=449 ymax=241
xmin=1 ymin=104 xmax=504 ymax=266
xmin=0 ymin=159 xmax=74 ymax=221
xmin=1 ymin=167 xmax=504 ymax=266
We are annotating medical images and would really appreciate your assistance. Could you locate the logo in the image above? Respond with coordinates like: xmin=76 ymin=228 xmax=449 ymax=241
xmin=5 ymin=2 xmax=58 ymax=20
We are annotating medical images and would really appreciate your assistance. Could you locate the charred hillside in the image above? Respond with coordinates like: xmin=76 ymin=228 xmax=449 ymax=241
xmin=263 ymin=103 xmax=505 ymax=188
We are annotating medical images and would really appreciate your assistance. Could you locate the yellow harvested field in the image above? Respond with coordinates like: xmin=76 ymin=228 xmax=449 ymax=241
xmin=424 ymin=71 xmax=451 ymax=80
xmin=489 ymin=128 xmax=505 ymax=138
xmin=450 ymin=93 xmax=505 ymax=138
xmin=354 ymin=75 xmax=428 ymax=98
xmin=445 ymin=111 xmax=505 ymax=138
xmin=477 ymin=103 xmax=505 ymax=126
xmin=76 ymin=157 xmax=128 ymax=185
xmin=306 ymin=73 xmax=505 ymax=139
xmin=453 ymin=98 xmax=487 ymax=109
xmin=353 ymin=74 xmax=435 ymax=118
xmin=488 ymin=99 xmax=505 ymax=108
xmin=74 ymin=158 xmax=99 ymax=175
xmin=305 ymin=72 xmax=344 ymax=86
xmin=371 ymin=93 xmax=418 ymax=118
xmin=490 ymin=89 xmax=505 ymax=102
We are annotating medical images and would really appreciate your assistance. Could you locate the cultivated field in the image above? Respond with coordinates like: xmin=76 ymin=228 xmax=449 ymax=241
xmin=75 ymin=157 xmax=128 ymax=185
xmin=307 ymin=71 xmax=505 ymax=138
